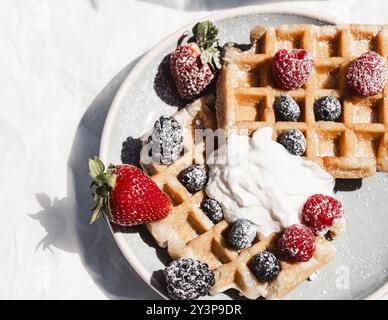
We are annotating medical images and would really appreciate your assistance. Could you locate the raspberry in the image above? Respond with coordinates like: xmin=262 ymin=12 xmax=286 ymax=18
xmin=346 ymin=51 xmax=387 ymax=96
xmin=272 ymin=49 xmax=314 ymax=90
xmin=302 ymin=194 xmax=344 ymax=236
xmin=278 ymin=224 xmax=315 ymax=262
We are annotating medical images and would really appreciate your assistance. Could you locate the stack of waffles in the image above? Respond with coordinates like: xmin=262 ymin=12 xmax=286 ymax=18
xmin=141 ymin=24 xmax=388 ymax=299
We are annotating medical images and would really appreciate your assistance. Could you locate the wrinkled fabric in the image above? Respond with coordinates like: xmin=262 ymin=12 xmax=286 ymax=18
xmin=0 ymin=0 xmax=387 ymax=299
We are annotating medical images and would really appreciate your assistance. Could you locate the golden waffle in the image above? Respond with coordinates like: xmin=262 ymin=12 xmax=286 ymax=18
xmin=216 ymin=24 xmax=388 ymax=178
xmin=140 ymin=96 xmax=335 ymax=299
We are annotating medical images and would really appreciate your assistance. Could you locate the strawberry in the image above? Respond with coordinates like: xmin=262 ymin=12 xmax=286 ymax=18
xmin=88 ymin=157 xmax=171 ymax=226
xmin=170 ymin=21 xmax=223 ymax=100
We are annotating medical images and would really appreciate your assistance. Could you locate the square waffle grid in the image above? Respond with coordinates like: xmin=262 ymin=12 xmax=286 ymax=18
xmin=216 ymin=24 xmax=388 ymax=178
xmin=141 ymin=96 xmax=335 ymax=299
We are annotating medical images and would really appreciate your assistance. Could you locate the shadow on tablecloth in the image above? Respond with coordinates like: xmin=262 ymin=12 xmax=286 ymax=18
xmin=30 ymin=54 xmax=161 ymax=299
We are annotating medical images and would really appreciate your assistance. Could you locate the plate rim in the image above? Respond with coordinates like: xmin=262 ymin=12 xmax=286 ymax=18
xmin=99 ymin=4 xmax=388 ymax=300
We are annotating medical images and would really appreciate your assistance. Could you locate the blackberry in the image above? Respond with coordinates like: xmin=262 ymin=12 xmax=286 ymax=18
xmin=314 ymin=96 xmax=341 ymax=121
xmin=227 ymin=219 xmax=256 ymax=250
xmin=164 ymin=258 xmax=215 ymax=300
xmin=251 ymin=251 xmax=280 ymax=282
xmin=151 ymin=116 xmax=183 ymax=165
xmin=278 ymin=129 xmax=306 ymax=156
xmin=275 ymin=96 xmax=301 ymax=121
xmin=179 ymin=165 xmax=208 ymax=193
xmin=201 ymin=197 xmax=224 ymax=223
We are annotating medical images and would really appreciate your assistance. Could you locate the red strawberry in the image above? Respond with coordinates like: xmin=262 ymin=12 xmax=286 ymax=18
xmin=170 ymin=43 xmax=215 ymax=100
xmin=302 ymin=194 xmax=344 ymax=236
xmin=170 ymin=21 xmax=222 ymax=100
xmin=88 ymin=157 xmax=171 ymax=226
xmin=278 ymin=224 xmax=315 ymax=262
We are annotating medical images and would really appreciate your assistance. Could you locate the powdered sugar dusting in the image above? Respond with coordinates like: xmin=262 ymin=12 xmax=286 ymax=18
xmin=278 ymin=224 xmax=316 ymax=262
xmin=154 ymin=54 xmax=185 ymax=108
xmin=170 ymin=44 xmax=215 ymax=100
xmin=346 ymin=51 xmax=387 ymax=96
xmin=272 ymin=48 xmax=314 ymax=90
xmin=302 ymin=194 xmax=344 ymax=236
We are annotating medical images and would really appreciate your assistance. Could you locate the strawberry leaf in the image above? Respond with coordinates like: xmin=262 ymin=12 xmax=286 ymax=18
xmin=105 ymin=174 xmax=117 ymax=189
xmin=193 ymin=21 xmax=218 ymax=50
xmin=90 ymin=202 xmax=103 ymax=224
xmin=200 ymin=47 xmax=222 ymax=71
xmin=95 ymin=172 xmax=108 ymax=181
xmin=88 ymin=157 xmax=105 ymax=180
xmin=95 ymin=185 xmax=109 ymax=197
xmin=200 ymin=48 xmax=213 ymax=65
xmin=88 ymin=156 xmax=116 ymax=224
xmin=212 ymin=51 xmax=222 ymax=70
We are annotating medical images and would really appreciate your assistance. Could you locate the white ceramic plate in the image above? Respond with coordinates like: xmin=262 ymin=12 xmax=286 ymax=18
xmin=99 ymin=5 xmax=388 ymax=300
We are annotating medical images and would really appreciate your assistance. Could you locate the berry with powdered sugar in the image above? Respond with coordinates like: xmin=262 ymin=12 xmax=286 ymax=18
xmin=314 ymin=96 xmax=342 ymax=121
xmin=251 ymin=251 xmax=281 ymax=282
xmin=227 ymin=218 xmax=256 ymax=250
xmin=272 ymin=48 xmax=314 ymax=90
xmin=164 ymin=258 xmax=215 ymax=300
xmin=170 ymin=21 xmax=222 ymax=100
xmin=179 ymin=165 xmax=208 ymax=193
xmin=150 ymin=115 xmax=183 ymax=165
xmin=201 ymin=197 xmax=224 ymax=223
xmin=275 ymin=95 xmax=301 ymax=121
xmin=278 ymin=129 xmax=306 ymax=156
xmin=346 ymin=51 xmax=387 ymax=96
xmin=302 ymin=194 xmax=344 ymax=236
xmin=278 ymin=224 xmax=316 ymax=262
xmin=170 ymin=44 xmax=215 ymax=100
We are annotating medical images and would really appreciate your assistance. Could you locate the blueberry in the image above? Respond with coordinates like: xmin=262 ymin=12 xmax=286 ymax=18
xmin=275 ymin=96 xmax=301 ymax=121
xmin=151 ymin=115 xmax=183 ymax=165
xmin=314 ymin=96 xmax=341 ymax=121
xmin=164 ymin=258 xmax=215 ymax=300
xmin=251 ymin=251 xmax=280 ymax=282
xmin=179 ymin=165 xmax=208 ymax=193
xmin=227 ymin=219 xmax=256 ymax=250
xmin=278 ymin=129 xmax=306 ymax=156
xmin=201 ymin=197 xmax=224 ymax=223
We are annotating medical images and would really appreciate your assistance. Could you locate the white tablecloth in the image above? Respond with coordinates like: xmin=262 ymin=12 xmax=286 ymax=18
xmin=1 ymin=0 xmax=387 ymax=299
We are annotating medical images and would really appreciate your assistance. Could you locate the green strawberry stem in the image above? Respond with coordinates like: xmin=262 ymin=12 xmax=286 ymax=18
xmin=192 ymin=20 xmax=219 ymax=50
xmin=88 ymin=156 xmax=116 ymax=224
xmin=192 ymin=20 xmax=222 ymax=71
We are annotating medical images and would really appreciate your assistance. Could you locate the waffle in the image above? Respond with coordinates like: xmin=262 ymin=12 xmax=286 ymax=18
xmin=216 ymin=24 xmax=388 ymax=178
xmin=140 ymin=96 xmax=335 ymax=299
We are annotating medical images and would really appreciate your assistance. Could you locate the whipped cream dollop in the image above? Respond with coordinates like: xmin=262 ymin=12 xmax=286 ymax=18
xmin=206 ymin=127 xmax=335 ymax=238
